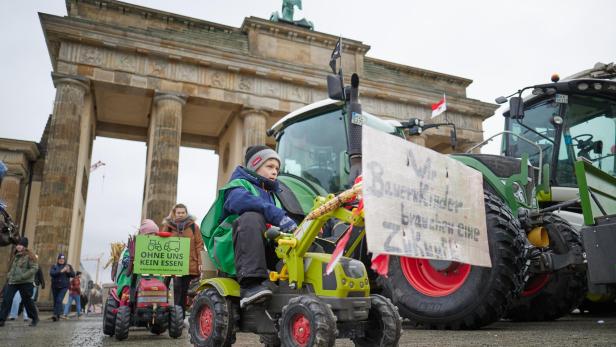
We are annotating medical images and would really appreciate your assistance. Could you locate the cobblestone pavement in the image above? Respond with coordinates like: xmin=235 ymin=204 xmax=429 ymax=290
xmin=0 ymin=312 xmax=615 ymax=346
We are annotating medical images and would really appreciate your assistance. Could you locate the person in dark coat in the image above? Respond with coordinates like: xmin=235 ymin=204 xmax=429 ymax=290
xmin=222 ymin=146 xmax=297 ymax=308
xmin=0 ymin=237 xmax=39 ymax=327
xmin=49 ymin=253 xmax=74 ymax=321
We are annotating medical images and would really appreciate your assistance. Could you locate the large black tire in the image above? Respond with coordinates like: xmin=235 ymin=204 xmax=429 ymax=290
xmin=379 ymin=189 xmax=527 ymax=329
xmin=114 ymin=306 xmax=131 ymax=341
xmin=168 ymin=305 xmax=185 ymax=338
xmin=102 ymin=295 xmax=118 ymax=336
xmin=352 ymin=294 xmax=401 ymax=347
xmin=505 ymin=213 xmax=587 ymax=321
xmin=188 ymin=288 xmax=236 ymax=347
xmin=279 ymin=295 xmax=337 ymax=347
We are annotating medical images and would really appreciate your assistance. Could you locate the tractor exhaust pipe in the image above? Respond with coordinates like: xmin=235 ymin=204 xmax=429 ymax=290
xmin=347 ymin=73 xmax=362 ymax=185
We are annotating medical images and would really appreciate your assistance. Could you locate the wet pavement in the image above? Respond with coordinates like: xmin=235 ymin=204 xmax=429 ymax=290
xmin=0 ymin=312 xmax=615 ymax=346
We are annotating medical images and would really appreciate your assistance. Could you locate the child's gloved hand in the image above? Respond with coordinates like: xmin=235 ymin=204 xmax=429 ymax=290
xmin=279 ymin=216 xmax=298 ymax=233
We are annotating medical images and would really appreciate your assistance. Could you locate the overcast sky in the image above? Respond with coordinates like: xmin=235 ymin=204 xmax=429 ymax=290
xmin=1 ymin=0 xmax=615 ymax=283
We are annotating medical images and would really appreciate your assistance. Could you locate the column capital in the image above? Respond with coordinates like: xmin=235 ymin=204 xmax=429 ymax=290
xmin=240 ymin=108 xmax=270 ymax=119
xmin=154 ymin=90 xmax=187 ymax=105
xmin=51 ymin=73 xmax=90 ymax=92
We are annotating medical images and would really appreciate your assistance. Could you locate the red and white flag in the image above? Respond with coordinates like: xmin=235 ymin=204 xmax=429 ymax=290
xmin=431 ymin=94 xmax=447 ymax=118
xmin=325 ymin=225 xmax=352 ymax=275
xmin=325 ymin=176 xmax=363 ymax=275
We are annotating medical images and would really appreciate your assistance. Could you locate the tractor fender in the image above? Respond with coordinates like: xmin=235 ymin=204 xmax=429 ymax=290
xmin=196 ymin=278 xmax=240 ymax=297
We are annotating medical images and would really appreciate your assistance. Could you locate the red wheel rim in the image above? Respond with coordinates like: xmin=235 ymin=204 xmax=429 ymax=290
xmin=401 ymin=257 xmax=471 ymax=297
xmin=522 ymin=273 xmax=550 ymax=297
xmin=290 ymin=313 xmax=311 ymax=346
xmin=198 ymin=305 xmax=214 ymax=338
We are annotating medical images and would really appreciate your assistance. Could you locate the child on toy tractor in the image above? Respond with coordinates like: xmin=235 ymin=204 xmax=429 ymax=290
xmin=201 ymin=145 xmax=298 ymax=308
xmin=102 ymin=219 xmax=184 ymax=341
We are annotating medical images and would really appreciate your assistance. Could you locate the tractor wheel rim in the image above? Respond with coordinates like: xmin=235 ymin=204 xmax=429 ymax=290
xmin=291 ymin=313 xmax=311 ymax=346
xmin=522 ymin=273 xmax=550 ymax=297
xmin=401 ymin=257 xmax=471 ymax=297
xmin=198 ymin=305 xmax=214 ymax=338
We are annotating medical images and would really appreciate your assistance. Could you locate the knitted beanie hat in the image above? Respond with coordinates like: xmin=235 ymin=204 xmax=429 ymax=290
xmin=17 ymin=237 xmax=28 ymax=248
xmin=139 ymin=219 xmax=159 ymax=235
xmin=244 ymin=145 xmax=280 ymax=172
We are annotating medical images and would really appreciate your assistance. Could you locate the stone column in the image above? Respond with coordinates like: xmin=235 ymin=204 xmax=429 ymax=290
xmin=142 ymin=91 xmax=186 ymax=223
xmin=241 ymin=108 xmax=269 ymax=150
xmin=33 ymin=74 xmax=89 ymax=302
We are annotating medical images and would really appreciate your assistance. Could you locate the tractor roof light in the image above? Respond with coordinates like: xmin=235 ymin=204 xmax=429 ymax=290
xmin=532 ymin=88 xmax=544 ymax=96
xmin=551 ymin=115 xmax=564 ymax=125
xmin=593 ymin=82 xmax=603 ymax=91
xmin=577 ymin=82 xmax=589 ymax=91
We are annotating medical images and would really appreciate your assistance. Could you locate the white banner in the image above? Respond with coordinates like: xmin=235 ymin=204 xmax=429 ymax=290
xmin=362 ymin=126 xmax=491 ymax=267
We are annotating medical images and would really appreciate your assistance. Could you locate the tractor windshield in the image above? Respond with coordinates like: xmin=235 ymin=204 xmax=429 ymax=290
xmin=557 ymin=95 xmax=616 ymax=185
xmin=505 ymin=94 xmax=616 ymax=187
xmin=277 ymin=108 xmax=349 ymax=193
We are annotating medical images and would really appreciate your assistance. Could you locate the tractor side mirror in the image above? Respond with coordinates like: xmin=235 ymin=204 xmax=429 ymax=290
xmin=450 ymin=129 xmax=457 ymax=150
xmin=509 ymin=96 xmax=525 ymax=119
xmin=327 ymin=74 xmax=345 ymax=101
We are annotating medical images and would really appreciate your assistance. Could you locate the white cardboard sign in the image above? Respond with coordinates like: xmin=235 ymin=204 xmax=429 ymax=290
xmin=362 ymin=126 xmax=491 ymax=267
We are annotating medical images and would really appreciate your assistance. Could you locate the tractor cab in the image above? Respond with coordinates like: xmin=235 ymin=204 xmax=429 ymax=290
xmin=268 ymin=99 xmax=404 ymax=212
xmin=502 ymin=78 xmax=616 ymax=204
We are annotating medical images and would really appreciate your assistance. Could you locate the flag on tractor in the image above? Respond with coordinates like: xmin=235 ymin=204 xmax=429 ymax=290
xmin=329 ymin=37 xmax=342 ymax=73
xmin=325 ymin=175 xmax=362 ymax=275
xmin=431 ymin=94 xmax=447 ymax=118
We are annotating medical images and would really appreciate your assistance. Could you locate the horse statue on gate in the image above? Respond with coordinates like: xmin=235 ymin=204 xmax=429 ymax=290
xmin=270 ymin=0 xmax=314 ymax=30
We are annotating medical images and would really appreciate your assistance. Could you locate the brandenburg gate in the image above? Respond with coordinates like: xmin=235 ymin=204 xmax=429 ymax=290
xmin=0 ymin=0 xmax=497 ymax=303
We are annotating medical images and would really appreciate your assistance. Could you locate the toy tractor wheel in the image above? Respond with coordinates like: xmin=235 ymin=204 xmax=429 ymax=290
xmin=506 ymin=213 xmax=587 ymax=321
xmin=114 ymin=306 xmax=131 ymax=341
xmin=168 ymin=305 xmax=185 ymax=338
xmin=188 ymin=287 xmax=236 ymax=347
xmin=352 ymin=294 xmax=401 ymax=347
xmin=379 ymin=188 xmax=527 ymax=329
xmin=279 ymin=295 xmax=336 ymax=347
xmin=102 ymin=295 xmax=119 ymax=336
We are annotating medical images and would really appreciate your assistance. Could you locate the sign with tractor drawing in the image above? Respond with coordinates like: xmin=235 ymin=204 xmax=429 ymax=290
xmin=134 ymin=235 xmax=190 ymax=275
xmin=362 ymin=126 xmax=491 ymax=267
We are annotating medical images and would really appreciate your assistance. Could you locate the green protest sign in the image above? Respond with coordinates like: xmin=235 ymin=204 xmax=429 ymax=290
xmin=133 ymin=235 xmax=190 ymax=275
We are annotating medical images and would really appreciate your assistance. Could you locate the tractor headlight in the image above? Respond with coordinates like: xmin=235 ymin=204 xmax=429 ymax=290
xmin=512 ymin=182 xmax=526 ymax=204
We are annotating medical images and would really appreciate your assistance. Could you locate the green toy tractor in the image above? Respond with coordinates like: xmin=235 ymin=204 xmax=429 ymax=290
xmin=188 ymin=182 xmax=402 ymax=346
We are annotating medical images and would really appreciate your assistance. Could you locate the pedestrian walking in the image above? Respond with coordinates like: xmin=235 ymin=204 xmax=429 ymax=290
xmin=64 ymin=271 xmax=82 ymax=319
xmin=49 ymin=253 xmax=74 ymax=321
xmin=0 ymin=237 xmax=40 ymax=327
xmin=161 ymin=204 xmax=204 ymax=312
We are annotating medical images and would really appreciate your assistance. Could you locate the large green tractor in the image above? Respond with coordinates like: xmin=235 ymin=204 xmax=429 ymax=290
xmin=267 ymin=62 xmax=616 ymax=328
xmin=266 ymin=73 xmax=536 ymax=330
xmin=490 ymin=62 xmax=616 ymax=316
